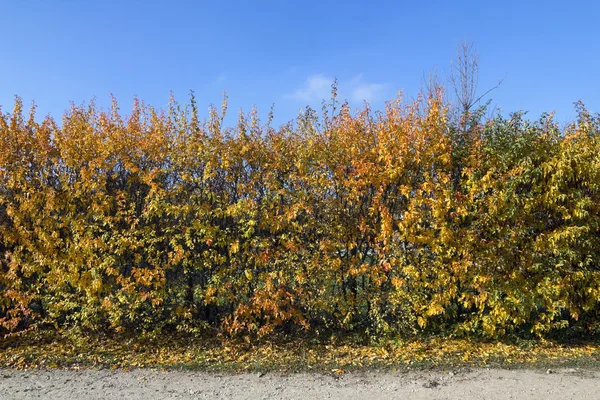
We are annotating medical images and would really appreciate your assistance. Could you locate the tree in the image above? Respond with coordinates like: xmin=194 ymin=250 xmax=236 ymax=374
xmin=449 ymin=40 xmax=503 ymax=131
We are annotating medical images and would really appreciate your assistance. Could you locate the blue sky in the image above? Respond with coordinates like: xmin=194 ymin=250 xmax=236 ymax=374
xmin=1 ymin=0 xmax=598 ymax=127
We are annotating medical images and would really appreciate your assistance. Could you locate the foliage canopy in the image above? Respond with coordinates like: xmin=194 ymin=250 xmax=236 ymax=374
xmin=1 ymin=91 xmax=600 ymax=339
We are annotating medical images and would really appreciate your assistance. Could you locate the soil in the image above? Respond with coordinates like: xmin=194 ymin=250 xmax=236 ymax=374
xmin=1 ymin=367 xmax=598 ymax=399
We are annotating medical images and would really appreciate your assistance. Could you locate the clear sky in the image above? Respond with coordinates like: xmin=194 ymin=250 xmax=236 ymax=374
xmin=1 ymin=0 xmax=598 ymax=127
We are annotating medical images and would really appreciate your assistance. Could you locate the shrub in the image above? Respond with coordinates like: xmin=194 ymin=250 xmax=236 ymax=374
xmin=1 ymin=92 xmax=599 ymax=338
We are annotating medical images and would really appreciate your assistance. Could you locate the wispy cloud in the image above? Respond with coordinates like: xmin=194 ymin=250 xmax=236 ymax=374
xmin=349 ymin=74 xmax=387 ymax=103
xmin=214 ymin=72 xmax=227 ymax=85
xmin=285 ymin=74 xmax=333 ymax=102
xmin=286 ymin=73 xmax=387 ymax=103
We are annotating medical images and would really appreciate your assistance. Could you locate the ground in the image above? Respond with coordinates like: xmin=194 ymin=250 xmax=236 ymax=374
xmin=1 ymin=367 xmax=599 ymax=399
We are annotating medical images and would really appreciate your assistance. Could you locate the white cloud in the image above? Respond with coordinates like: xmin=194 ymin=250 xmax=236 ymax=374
xmin=349 ymin=74 xmax=387 ymax=103
xmin=286 ymin=73 xmax=387 ymax=104
xmin=351 ymin=82 xmax=386 ymax=102
xmin=214 ymin=72 xmax=227 ymax=85
xmin=286 ymin=74 xmax=334 ymax=102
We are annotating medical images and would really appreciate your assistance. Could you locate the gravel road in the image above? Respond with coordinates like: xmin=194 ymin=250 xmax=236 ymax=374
xmin=1 ymin=367 xmax=598 ymax=399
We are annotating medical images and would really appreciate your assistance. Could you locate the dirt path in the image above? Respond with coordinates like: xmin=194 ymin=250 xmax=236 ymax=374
xmin=0 ymin=367 xmax=598 ymax=399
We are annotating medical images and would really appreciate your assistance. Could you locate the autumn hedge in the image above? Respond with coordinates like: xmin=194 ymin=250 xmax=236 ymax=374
xmin=1 ymin=92 xmax=600 ymax=339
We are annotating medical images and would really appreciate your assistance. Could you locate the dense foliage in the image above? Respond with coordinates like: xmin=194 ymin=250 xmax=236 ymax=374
xmin=1 ymin=91 xmax=600 ymax=339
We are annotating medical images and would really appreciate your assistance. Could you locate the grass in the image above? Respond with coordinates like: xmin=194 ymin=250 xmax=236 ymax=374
xmin=2 ymin=329 xmax=600 ymax=373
